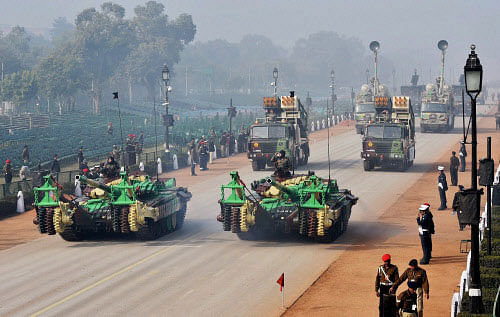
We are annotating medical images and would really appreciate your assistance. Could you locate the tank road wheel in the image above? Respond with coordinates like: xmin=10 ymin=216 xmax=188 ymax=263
xmin=136 ymin=218 xmax=162 ymax=240
xmin=251 ymin=160 xmax=260 ymax=171
xmin=120 ymin=207 xmax=130 ymax=234
xmin=222 ymin=205 xmax=232 ymax=231
xmin=37 ymin=207 xmax=47 ymax=233
xmin=231 ymin=207 xmax=241 ymax=233
xmin=46 ymin=208 xmax=56 ymax=235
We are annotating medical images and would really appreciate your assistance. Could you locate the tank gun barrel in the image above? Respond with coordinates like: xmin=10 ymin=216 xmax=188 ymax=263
xmin=76 ymin=175 xmax=111 ymax=193
xmin=266 ymin=178 xmax=299 ymax=199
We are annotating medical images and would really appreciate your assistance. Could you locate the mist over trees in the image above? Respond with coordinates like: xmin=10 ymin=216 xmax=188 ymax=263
xmin=0 ymin=0 xmax=396 ymax=115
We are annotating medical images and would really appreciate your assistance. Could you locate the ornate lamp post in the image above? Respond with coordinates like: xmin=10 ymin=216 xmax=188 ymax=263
xmin=162 ymin=64 xmax=170 ymax=151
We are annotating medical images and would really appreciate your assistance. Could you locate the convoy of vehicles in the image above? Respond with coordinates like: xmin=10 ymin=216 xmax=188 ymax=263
xmin=247 ymin=91 xmax=310 ymax=171
xmin=361 ymin=96 xmax=416 ymax=171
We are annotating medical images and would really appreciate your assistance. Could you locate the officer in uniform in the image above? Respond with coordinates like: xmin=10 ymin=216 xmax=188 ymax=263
xmin=103 ymin=156 xmax=120 ymax=179
xmin=437 ymin=166 xmax=448 ymax=210
xmin=375 ymin=253 xmax=399 ymax=317
xmin=396 ymin=282 xmax=419 ymax=317
xmin=271 ymin=150 xmax=291 ymax=178
xmin=391 ymin=259 xmax=429 ymax=317
xmin=459 ymin=141 xmax=467 ymax=172
xmin=417 ymin=204 xmax=434 ymax=264
xmin=450 ymin=151 xmax=459 ymax=186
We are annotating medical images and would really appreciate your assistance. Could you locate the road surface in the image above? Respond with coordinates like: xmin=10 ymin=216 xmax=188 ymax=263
xmin=0 ymin=115 xmax=485 ymax=317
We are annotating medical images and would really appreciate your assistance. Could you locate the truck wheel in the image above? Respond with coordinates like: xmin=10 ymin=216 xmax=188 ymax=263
xmin=252 ymin=160 xmax=260 ymax=171
xmin=363 ymin=160 xmax=373 ymax=171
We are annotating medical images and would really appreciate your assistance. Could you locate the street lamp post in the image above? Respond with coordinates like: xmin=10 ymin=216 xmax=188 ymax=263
xmin=464 ymin=44 xmax=484 ymax=313
xmin=330 ymin=70 xmax=336 ymax=115
xmin=272 ymin=67 xmax=278 ymax=96
xmin=162 ymin=64 xmax=170 ymax=152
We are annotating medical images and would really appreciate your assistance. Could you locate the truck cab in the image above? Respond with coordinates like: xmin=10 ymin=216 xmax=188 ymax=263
xmin=247 ymin=92 xmax=309 ymax=171
xmin=361 ymin=96 xmax=416 ymax=171
xmin=420 ymin=83 xmax=455 ymax=133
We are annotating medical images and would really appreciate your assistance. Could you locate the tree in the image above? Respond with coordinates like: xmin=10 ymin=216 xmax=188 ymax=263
xmin=35 ymin=44 xmax=87 ymax=115
xmin=0 ymin=70 xmax=38 ymax=113
xmin=114 ymin=1 xmax=196 ymax=101
xmin=74 ymin=2 xmax=134 ymax=113
xmin=50 ymin=17 xmax=75 ymax=44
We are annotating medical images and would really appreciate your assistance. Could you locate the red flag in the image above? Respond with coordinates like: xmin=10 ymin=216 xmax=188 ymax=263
xmin=277 ymin=273 xmax=284 ymax=292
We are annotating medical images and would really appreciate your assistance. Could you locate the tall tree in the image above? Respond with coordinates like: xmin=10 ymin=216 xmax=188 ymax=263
xmin=75 ymin=2 xmax=134 ymax=113
xmin=0 ymin=70 xmax=37 ymax=113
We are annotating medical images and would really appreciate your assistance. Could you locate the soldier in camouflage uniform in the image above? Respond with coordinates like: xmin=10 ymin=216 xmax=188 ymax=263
xmin=271 ymin=150 xmax=291 ymax=178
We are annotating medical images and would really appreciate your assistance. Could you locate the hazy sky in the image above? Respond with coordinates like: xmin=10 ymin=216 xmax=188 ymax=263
xmin=1 ymin=0 xmax=499 ymax=83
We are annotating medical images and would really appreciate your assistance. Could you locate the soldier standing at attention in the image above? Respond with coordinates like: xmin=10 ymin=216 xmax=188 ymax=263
xmin=437 ymin=166 xmax=448 ymax=210
xmin=375 ymin=253 xmax=399 ymax=317
xmin=22 ymin=145 xmax=30 ymax=164
xmin=417 ymin=204 xmax=434 ymax=264
xmin=396 ymin=282 xmax=419 ymax=317
xmin=450 ymin=151 xmax=459 ymax=186
xmin=3 ymin=159 xmax=13 ymax=184
xmin=271 ymin=150 xmax=291 ymax=178
xmin=459 ymin=141 xmax=467 ymax=172
xmin=391 ymin=259 xmax=429 ymax=317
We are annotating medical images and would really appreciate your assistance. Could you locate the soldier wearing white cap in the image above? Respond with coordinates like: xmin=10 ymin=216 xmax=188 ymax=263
xmin=437 ymin=166 xmax=448 ymax=210
xmin=417 ymin=204 xmax=434 ymax=264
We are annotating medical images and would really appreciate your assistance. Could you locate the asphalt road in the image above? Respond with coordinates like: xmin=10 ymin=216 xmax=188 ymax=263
xmin=0 ymin=112 xmax=489 ymax=317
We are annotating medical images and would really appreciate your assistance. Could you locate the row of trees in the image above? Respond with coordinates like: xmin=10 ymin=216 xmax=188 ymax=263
xmin=174 ymin=31 xmax=395 ymax=97
xmin=0 ymin=1 xmax=196 ymax=114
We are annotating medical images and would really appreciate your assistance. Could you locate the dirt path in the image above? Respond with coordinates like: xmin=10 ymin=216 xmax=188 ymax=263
xmin=284 ymin=117 xmax=499 ymax=317
xmin=0 ymin=122 xmax=353 ymax=251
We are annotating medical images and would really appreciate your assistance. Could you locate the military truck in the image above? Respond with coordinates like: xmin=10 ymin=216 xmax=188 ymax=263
xmin=217 ymin=171 xmax=358 ymax=242
xmin=355 ymin=41 xmax=392 ymax=134
xmin=361 ymin=96 xmax=416 ymax=171
xmin=247 ymin=91 xmax=309 ymax=171
xmin=420 ymin=40 xmax=455 ymax=133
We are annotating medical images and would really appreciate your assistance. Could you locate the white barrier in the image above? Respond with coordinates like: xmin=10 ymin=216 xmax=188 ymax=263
xmin=16 ymin=191 xmax=25 ymax=213
xmin=311 ymin=122 xmax=315 ymax=132
xmin=157 ymin=157 xmax=163 ymax=175
xmin=172 ymin=154 xmax=178 ymax=170
xmin=327 ymin=117 xmax=331 ymax=127
xmin=322 ymin=119 xmax=326 ymax=129
xmin=451 ymin=292 xmax=461 ymax=317
xmin=316 ymin=120 xmax=320 ymax=130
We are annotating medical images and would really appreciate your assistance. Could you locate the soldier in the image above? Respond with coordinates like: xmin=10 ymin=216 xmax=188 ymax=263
xmin=188 ymin=138 xmax=198 ymax=176
xmin=449 ymin=151 xmax=459 ymax=186
xmin=417 ymin=204 xmax=434 ymax=264
xmin=107 ymin=122 xmax=113 ymax=135
xmin=22 ymin=145 xmax=30 ymax=164
xmin=271 ymin=150 xmax=291 ymax=178
xmin=390 ymin=259 xmax=429 ymax=317
xmin=112 ymin=145 xmax=120 ymax=162
xmin=77 ymin=147 xmax=85 ymax=170
xmin=396 ymin=282 xmax=419 ymax=317
xmin=198 ymin=139 xmax=209 ymax=171
xmin=375 ymin=253 xmax=399 ymax=317
xmin=3 ymin=159 xmax=13 ymax=184
xmin=459 ymin=141 xmax=467 ymax=172
xmin=103 ymin=156 xmax=120 ymax=179
xmin=437 ymin=166 xmax=448 ymax=210
xmin=50 ymin=154 xmax=61 ymax=174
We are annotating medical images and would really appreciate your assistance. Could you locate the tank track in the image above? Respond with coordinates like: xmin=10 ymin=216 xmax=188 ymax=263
xmin=176 ymin=201 xmax=188 ymax=229
xmin=231 ymin=207 xmax=241 ymax=233
xmin=307 ymin=210 xmax=317 ymax=238
xmin=46 ymin=208 xmax=56 ymax=235
xmin=37 ymin=207 xmax=47 ymax=233
xmin=222 ymin=205 xmax=232 ymax=231
xmin=59 ymin=226 xmax=85 ymax=241
xmin=112 ymin=207 xmax=121 ymax=232
xmin=299 ymin=210 xmax=307 ymax=236
xmin=121 ymin=207 xmax=130 ymax=233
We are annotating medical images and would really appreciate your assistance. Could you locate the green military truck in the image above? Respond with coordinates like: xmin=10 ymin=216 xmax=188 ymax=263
xmin=361 ymin=96 xmax=416 ymax=171
xmin=247 ymin=92 xmax=309 ymax=171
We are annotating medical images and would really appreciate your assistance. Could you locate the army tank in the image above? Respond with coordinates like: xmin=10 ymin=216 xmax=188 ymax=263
xmin=33 ymin=172 xmax=191 ymax=241
xmin=217 ymin=171 xmax=358 ymax=242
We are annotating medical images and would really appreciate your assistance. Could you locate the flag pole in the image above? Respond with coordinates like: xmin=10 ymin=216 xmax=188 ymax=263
xmin=282 ymin=286 xmax=285 ymax=308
